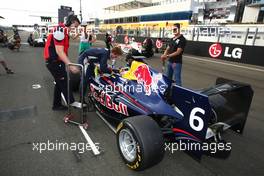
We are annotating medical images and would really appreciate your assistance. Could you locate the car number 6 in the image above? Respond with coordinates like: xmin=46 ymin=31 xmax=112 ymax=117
xmin=189 ymin=107 xmax=205 ymax=131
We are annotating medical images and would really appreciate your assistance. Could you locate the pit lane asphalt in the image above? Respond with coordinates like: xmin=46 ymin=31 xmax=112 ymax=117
xmin=0 ymin=32 xmax=264 ymax=176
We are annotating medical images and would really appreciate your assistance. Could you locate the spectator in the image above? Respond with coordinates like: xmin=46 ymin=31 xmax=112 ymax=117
xmin=161 ymin=23 xmax=186 ymax=86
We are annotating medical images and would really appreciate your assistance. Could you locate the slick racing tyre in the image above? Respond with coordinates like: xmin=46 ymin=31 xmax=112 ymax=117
xmin=116 ymin=116 xmax=164 ymax=171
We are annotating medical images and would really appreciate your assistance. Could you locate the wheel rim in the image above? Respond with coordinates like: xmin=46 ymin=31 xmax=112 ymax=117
xmin=119 ymin=129 xmax=137 ymax=162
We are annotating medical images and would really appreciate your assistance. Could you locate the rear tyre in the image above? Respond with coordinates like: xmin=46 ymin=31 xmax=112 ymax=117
xmin=116 ymin=116 xmax=164 ymax=171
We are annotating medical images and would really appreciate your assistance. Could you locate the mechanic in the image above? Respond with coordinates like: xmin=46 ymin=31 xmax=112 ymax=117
xmin=142 ymin=38 xmax=154 ymax=58
xmin=105 ymin=33 xmax=113 ymax=50
xmin=7 ymin=31 xmax=21 ymax=51
xmin=27 ymin=33 xmax=34 ymax=46
xmin=44 ymin=15 xmax=80 ymax=111
xmin=78 ymin=46 xmax=123 ymax=97
xmin=0 ymin=29 xmax=8 ymax=45
xmin=79 ymin=25 xmax=96 ymax=55
xmin=0 ymin=51 xmax=14 ymax=74
xmin=161 ymin=23 xmax=186 ymax=86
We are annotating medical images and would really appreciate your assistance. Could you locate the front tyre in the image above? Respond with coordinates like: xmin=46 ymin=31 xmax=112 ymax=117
xmin=116 ymin=116 xmax=164 ymax=171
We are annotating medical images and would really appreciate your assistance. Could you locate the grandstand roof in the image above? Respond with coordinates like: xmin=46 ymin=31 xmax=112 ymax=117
xmin=104 ymin=0 xmax=153 ymax=12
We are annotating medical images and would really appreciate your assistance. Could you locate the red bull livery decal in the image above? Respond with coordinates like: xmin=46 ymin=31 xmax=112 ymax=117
xmin=90 ymin=84 xmax=129 ymax=116
xmin=133 ymin=64 xmax=163 ymax=96
xmin=133 ymin=64 xmax=153 ymax=96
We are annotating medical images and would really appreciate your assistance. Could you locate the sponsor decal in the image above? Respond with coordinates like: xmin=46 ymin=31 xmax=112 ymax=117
xmin=133 ymin=64 xmax=164 ymax=96
xmin=209 ymin=43 xmax=243 ymax=59
xmin=209 ymin=43 xmax=222 ymax=58
xmin=90 ymin=84 xmax=129 ymax=116
xmin=224 ymin=47 xmax=242 ymax=59
xmin=156 ymin=39 xmax=163 ymax=49
xmin=133 ymin=64 xmax=153 ymax=96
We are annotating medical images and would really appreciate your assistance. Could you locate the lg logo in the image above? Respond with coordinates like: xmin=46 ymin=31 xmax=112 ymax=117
xmin=224 ymin=47 xmax=242 ymax=59
xmin=155 ymin=39 xmax=163 ymax=49
xmin=209 ymin=43 xmax=222 ymax=58
xmin=209 ymin=43 xmax=242 ymax=59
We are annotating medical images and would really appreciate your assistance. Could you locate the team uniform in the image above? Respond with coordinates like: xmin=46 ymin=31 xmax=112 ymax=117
xmin=79 ymin=33 xmax=91 ymax=55
xmin=78 ymin=48 xmax=111 ymax=96
xmin=166 ymin=34 xmax=186 ymax=86
xmin=44 ymin=23 xmax=74 ymax=108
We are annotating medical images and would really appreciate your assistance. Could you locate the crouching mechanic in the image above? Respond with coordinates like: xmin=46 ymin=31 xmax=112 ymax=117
xmin=78 ymin=47 xmax=123 ymax=97
xmin=44 ymin=15 xmax=80 ymax=111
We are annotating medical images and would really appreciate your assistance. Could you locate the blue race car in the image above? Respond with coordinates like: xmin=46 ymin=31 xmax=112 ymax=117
xmin=84 ymin=56 xmax=253 ymax=171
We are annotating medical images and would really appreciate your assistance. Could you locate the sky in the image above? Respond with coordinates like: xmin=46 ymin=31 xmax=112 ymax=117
xmin=0 ymin=0 xmax=128 ymax=26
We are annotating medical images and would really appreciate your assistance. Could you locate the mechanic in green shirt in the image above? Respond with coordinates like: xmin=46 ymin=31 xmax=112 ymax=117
xmin=79 ymin=25 xmax=96 ymax=55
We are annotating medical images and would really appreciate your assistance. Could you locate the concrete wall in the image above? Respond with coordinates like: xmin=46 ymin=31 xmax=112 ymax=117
xmin=97 ymin=34 xmax=264 ymax=66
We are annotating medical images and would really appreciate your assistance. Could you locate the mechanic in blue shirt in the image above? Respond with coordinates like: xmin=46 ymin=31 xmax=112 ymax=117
xmin=78 ymin=46 xmax=123 ymax=96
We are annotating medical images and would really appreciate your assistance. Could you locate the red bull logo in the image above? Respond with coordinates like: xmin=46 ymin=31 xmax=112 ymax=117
xmin=133 ymin=64 xmax=153 ymax=96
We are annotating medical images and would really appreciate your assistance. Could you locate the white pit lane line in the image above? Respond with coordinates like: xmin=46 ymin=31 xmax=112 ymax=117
xmin=62 ymin=95 xmax=100 ymax=156
xmin=79 ymin=125 xmax=101 ymax=156
xmin=185 ymin=55 xmax=264 ymax=73
xmin=55 ymin=81 xmax=100 ymax=156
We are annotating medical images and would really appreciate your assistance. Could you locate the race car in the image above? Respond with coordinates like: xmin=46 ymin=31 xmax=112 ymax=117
xmin=119 ymin=40 xmax=154 ymax=59
xmin=80 ymin=56 xmax=254 ymax=171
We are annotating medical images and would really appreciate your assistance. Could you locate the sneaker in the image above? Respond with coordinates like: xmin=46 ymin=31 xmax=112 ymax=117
xmin=6 ymin=69 xmax=14 ymax=74
xmin=52 ymin=105 xmax=68 ymax=111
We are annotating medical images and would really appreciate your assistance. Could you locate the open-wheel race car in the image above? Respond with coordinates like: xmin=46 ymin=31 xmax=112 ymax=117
xmin=80 ymin=55 xmax=254 ymax=171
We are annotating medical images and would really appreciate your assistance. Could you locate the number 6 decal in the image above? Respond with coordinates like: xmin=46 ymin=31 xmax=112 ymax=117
xmin=189 ymin=107 xmax=205 ymax=131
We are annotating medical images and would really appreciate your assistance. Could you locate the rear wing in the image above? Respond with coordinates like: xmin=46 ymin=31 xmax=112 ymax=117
xmin=170 ymin=85 xmax=212 ymax=143
xmin=169 ymin=85 xmax=212 ymax=158
xmin=201 ymin=77 xmax=254 ymax=134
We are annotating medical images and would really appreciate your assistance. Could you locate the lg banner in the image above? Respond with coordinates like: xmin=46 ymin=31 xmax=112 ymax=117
xmin=209 ymin=43 xmax=242 ymax=59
